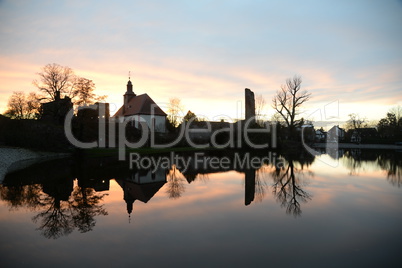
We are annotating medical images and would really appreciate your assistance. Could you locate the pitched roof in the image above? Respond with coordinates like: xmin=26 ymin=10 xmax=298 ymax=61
xmin=113 ymin=93 xmax=167 ymax=117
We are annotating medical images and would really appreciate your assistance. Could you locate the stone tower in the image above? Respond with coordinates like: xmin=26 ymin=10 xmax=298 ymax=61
xmin=245 ymin=88 xmax=255 ymax=124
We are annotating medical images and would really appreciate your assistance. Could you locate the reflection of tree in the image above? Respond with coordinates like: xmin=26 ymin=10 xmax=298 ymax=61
xmin=377 ymin=153 xmax=402 ymax=188
xmin=342 ymin=150 xmax=365 ymax=175
xmin=32 ymin=198 xmax=74 ymax=239
xmin=255 ymin=167 xmax=269 ymax=202
xmin=342 ymin=150 xmax=402 ymax=187
xmin=0 ymin=182 xmax=108 ymax=239
xmin=0 ymin=184 xmax=43 ymax=210
xmin=271 ymin=160 xmax=312 ymax=216
xmin=70 ymin=186 xmax=108 ymax=233
xmin=166 ymin=165 xmax=186 ymax=199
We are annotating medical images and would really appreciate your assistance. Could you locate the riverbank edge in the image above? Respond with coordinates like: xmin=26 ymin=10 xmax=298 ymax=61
xmin=0 ymin=147 xmax=71 ymax=183
xmin=312 ymin=143 xmax=402 ymax=149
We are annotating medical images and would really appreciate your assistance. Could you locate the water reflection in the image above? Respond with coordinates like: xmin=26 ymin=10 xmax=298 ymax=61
xmin=1 ymin=149 xmax=401 ymax=239
xmin=340 ymin=149 xmax=402 ymax=187
xmin=0 ymin=159 xmax=109 ymax=239
xmin=166 ymin=165 xmax=186 ymax=199
xmin=271 ymin=160 xmax=313 ymax=216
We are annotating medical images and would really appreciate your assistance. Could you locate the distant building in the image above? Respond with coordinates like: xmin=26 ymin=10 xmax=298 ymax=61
xmin=349 ymin=128 xmax=378 ymax=143
xmin=315 ymin=129 xmax=326 ymax=142
xmin=76 ymin=103 xmax=110 ymax=144
xmin=113 ymin=79 xmax=167 ymax=132
xmin=327 ymin=125 xmax=345 ymax=142
xmin=41 ymin=92 xmax=73 ymax=125
xmin=299 ymin=124 xmax=315 ymax=143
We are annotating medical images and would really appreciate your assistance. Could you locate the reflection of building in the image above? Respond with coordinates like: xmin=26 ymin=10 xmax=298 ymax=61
xmin=115 ymin=167 xmax=167 ymax=219
xmin=124 ymin=168 xmax=167 ymax=184
xmin=113 ymin=79 xmax=167 ymax=132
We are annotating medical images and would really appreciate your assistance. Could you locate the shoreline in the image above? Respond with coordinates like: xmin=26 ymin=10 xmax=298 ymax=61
xmin=312 ymin=143 xmax=402 ymax=149
xmin=0 ymin=147 xmax=71 ymax=183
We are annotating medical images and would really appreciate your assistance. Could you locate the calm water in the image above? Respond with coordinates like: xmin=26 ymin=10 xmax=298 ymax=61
xmin=0 ymin=149 xmax=401 ymax=267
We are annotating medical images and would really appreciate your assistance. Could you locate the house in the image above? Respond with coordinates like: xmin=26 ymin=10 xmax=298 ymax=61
xmin=41 ymin=92 xmax=73 ymax=125
xmin=315 ymin=129 xmax=326 ymax=142
xmin=349 ymin=128 xmax=378 ymax=143
xmin=327 ymin=125 xmax=345 ymax=142
xmin=113 ymin=79 xmax=167 ymax=132
xmin=299 ymin=124 xmax=315 ymax=143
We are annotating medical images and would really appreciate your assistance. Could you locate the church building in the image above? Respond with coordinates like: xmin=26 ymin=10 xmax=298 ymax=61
xmin=113 ymin=79 xmax=167 ymax=132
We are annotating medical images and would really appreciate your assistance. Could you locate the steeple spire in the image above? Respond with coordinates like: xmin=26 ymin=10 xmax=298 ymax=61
xmin=124 ymin=72 xmax=136 ymax=110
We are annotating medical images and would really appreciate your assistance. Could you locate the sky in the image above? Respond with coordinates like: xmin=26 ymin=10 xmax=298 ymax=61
xmin=0 ymin=0 xmax=401 ymax=125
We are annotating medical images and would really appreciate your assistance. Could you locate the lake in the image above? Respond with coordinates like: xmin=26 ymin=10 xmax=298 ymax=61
xmin=0 ymin=149 xmax=401 ymax=267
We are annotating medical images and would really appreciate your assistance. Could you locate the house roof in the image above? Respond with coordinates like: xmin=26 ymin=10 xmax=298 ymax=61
xmin=113 ymin=93 xmax=167 ymax=117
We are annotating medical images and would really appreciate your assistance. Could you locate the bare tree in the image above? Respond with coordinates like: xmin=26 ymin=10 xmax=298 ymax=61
xmin=389 ymin=105 xmax=402 ymax=128
xmin=4 ymin=91 xmax=42 ymax=119
xmin=272 ymin=75 xmax=311 ymax=138
xmin=73 ymin=77 xmax=106 ymax=106
xmin=26 ymin=92 xmax=43 ymax=118
xmin=255 ymin=94 xmax=266 ymax=126
xmin=32 ymin=63 xmax=106 ymax=108
xmin=346 ymin=113 xmax=366 ymax=131
xmin=5 ymin=91 xmax=25 ymax=119
xmin=167 ymin=98 xmax=183 ymax=127
xmin=33 ymin=63 xmax=76 ymax=101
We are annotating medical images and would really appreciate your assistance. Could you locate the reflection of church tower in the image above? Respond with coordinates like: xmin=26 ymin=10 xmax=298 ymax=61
xmin=123 ymin=182 xmax=135 ymax=222
xmin=115 ymin=176 xmax=166 ymax=223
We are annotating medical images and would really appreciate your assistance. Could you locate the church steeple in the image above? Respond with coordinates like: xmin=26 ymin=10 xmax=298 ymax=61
xmin=124 ymin=72 xmax=136 ymax=110
xmin=126 ymin=79 xmax=134 ymax=95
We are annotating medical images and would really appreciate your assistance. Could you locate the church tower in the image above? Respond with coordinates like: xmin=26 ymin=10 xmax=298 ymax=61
xmin=123 ymin=78 xmax=136 ymax=112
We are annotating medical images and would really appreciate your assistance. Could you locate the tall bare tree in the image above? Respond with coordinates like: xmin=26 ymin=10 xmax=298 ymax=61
xmin=33 ymin=63 xmax=76 ymax=101
xmin=5 ymin=91 xmax=42 ymax=119
xmin=389 ymin=105 xmax=402 ymax=128
xmin=272 ymin=75 xmax=311 ymax=138
xmin=73 ymin=77 xmax=106 ymax=106
xmin=167 ymin=98 xmax=183 ymax=127
xmin=346 ymin=113 xmax=366 ymax=131
xmin=5 ymin=91 xmax=25 ymax=119
xmin=32 ymin=63 xmax=106 ymax=108
xmin=255 ymin=94 xmax=266 ymax=127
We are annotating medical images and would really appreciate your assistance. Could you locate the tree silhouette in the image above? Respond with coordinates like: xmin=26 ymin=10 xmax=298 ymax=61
xmin=33 ymin=63 xmax=76 ymax=101
xmin=272 ymin=75 xmax=311 ymax=139
xmin=4 ymin=91 xmax=42 ymax=119
xmin=73 ymin=77 xmax=106 ymax=106
xmin=32 ymin=63 xmax=106 ymax=107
